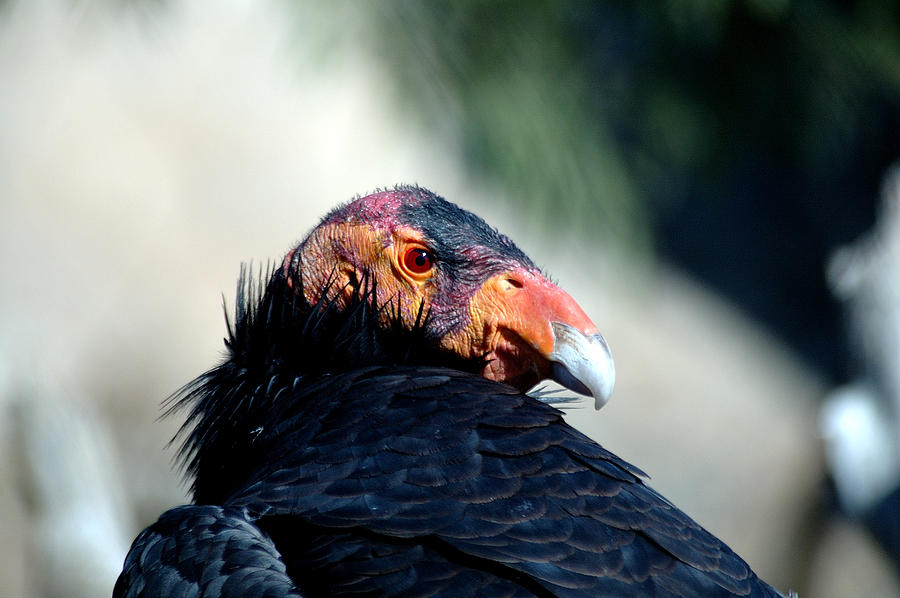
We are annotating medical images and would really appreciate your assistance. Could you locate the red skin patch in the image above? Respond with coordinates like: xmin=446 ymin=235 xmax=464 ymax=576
xmin=323 ymin=190 xmax=426 ymax=231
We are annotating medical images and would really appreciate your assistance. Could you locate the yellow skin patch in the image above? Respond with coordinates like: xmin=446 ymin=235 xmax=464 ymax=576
xmin=443 ymin=272 xmax=548 ymax=390
xmin=291 ymin=222 xmax=438 ymax=328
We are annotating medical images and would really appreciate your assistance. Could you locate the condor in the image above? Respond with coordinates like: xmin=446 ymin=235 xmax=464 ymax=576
xmin=115 ymin=186 xmax=792 ymax=597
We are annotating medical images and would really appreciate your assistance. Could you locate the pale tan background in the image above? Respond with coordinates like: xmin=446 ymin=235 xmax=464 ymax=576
xmin=0 ymin=2 xmax=896 ymax=597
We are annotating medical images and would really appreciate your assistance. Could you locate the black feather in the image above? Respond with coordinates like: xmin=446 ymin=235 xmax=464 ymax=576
xmin=114 ymin=505 xmax=302 ymax=598
xmin=117 ymin=189 xmax=796 ymax=597
xmin=167 ymin=261 xmax=485 ymax=503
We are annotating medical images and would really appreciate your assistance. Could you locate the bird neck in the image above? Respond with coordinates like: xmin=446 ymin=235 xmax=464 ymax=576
xmin=168 ymin=265 xmax=483 ymax=504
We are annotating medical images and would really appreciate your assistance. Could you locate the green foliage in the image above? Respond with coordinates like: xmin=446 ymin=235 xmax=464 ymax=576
xmin=360 ymin=0 xmax=900 ymax=255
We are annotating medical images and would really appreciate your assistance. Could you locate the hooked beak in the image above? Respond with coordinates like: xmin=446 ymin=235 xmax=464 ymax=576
xmin=548 ymin=322 xmax=615 ymax=409
xmin=448 ymin=268 xmax=615 ymax=410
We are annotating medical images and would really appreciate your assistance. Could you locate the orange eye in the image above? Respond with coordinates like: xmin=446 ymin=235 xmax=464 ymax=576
xmin=403 ymin=247 xmax=434 ymax=275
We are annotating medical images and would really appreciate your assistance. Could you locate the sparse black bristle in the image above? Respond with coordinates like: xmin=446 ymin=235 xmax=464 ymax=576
xmin=166 ymin=258 xmax=485 ymax=502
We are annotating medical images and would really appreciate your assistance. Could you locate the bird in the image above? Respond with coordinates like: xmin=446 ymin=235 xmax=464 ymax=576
xmin=114 ymin=185 xmax=794 ymax=597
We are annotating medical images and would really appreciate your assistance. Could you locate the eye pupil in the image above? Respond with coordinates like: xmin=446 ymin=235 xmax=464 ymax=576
xmin=404 ymin=247 xmax=433 ymax=274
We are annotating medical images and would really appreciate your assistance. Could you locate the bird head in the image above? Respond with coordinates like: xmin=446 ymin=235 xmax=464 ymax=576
xmin=282 ymin=186 xmax=615 ymax=409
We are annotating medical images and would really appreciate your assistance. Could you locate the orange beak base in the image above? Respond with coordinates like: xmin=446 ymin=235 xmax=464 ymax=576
xmin=446 ymin=268 xmax=615 ymax=409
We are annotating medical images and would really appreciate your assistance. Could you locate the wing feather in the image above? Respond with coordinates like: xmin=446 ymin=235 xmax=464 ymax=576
xmin=218 ymin=367 xmax=787 ymax=597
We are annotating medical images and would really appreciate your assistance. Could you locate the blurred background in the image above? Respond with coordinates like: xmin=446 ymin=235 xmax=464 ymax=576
xmin=1 ymin=1 xmax=899 ymax=596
